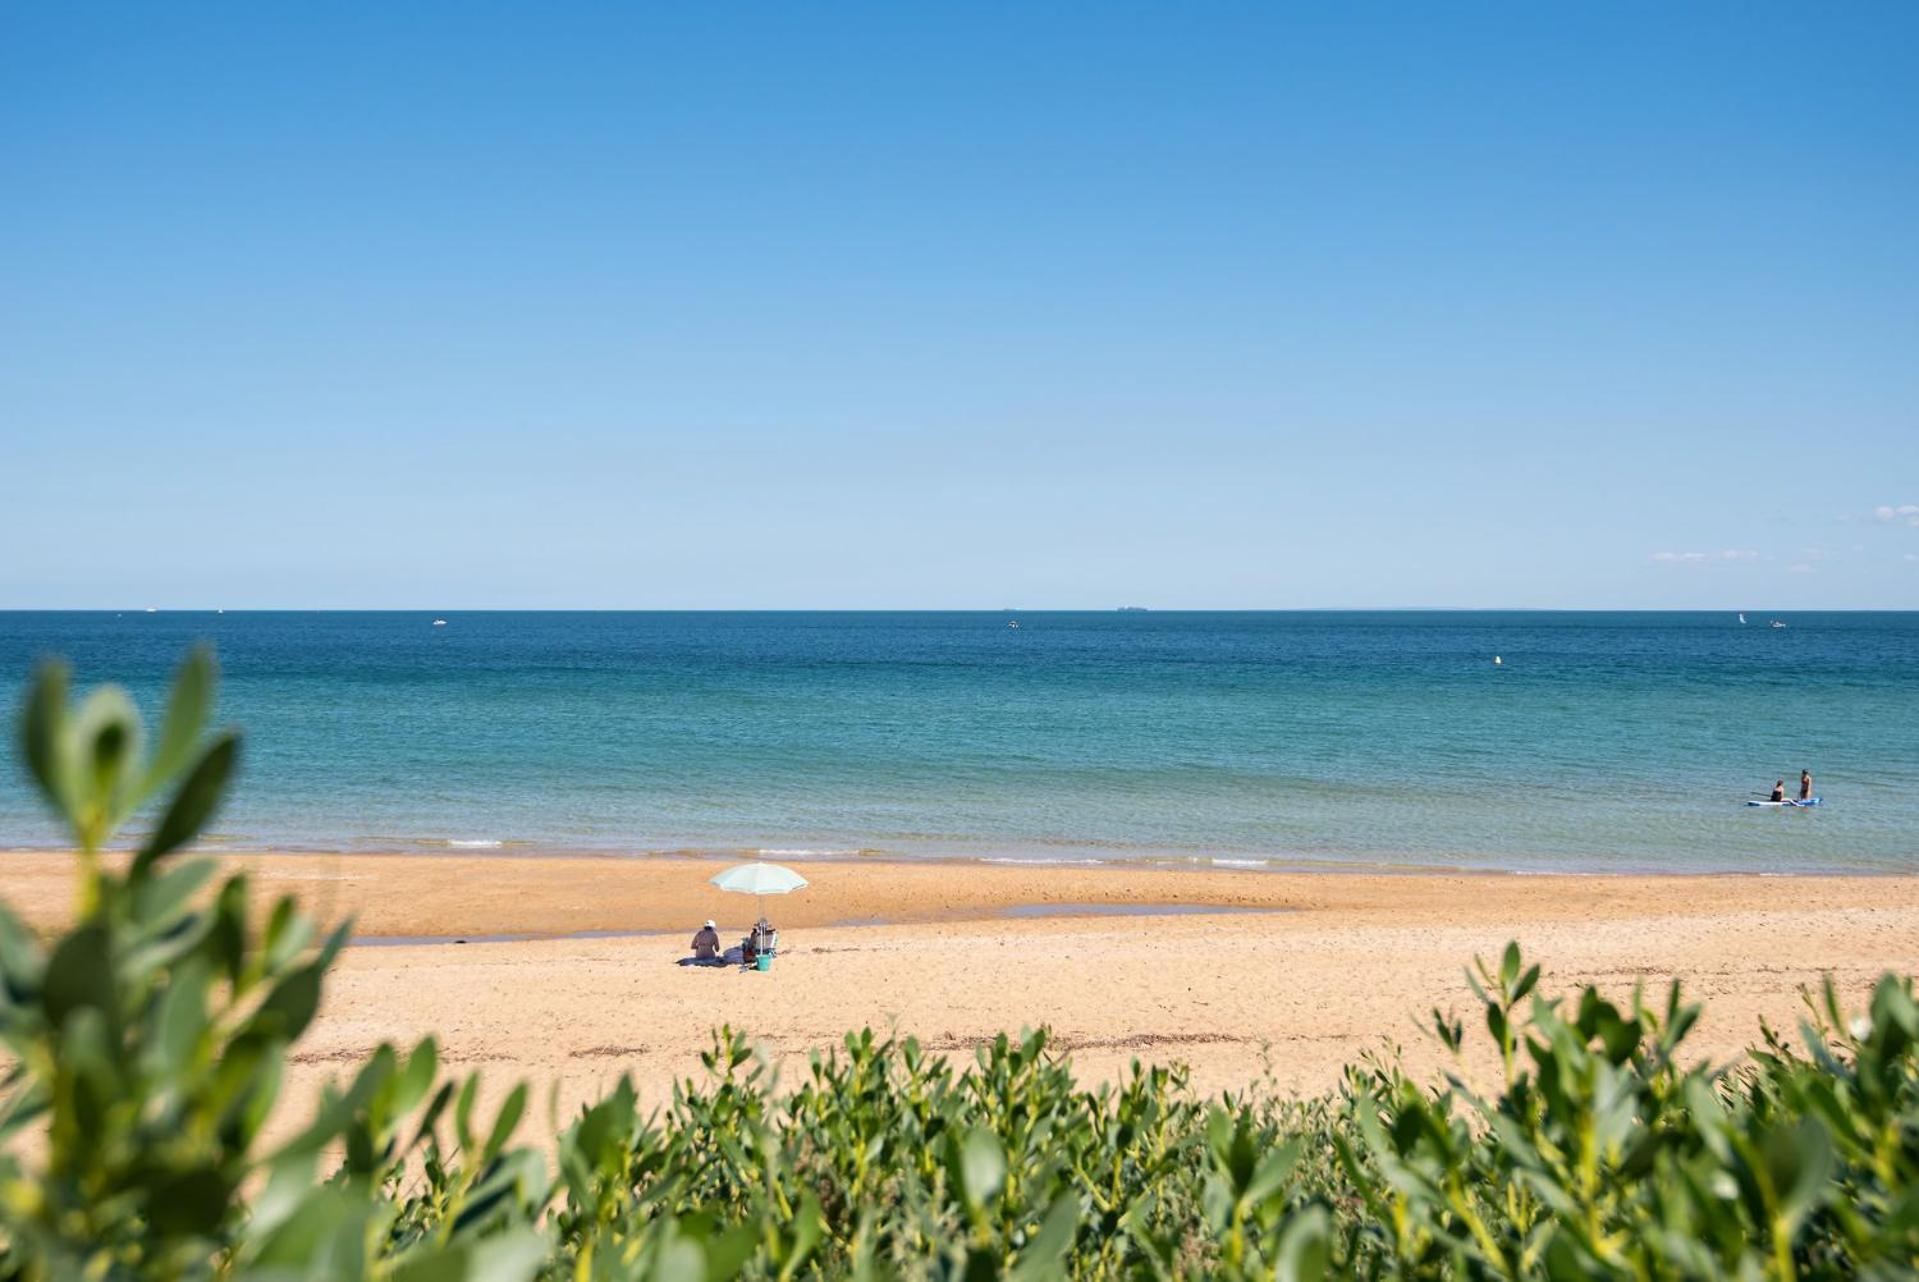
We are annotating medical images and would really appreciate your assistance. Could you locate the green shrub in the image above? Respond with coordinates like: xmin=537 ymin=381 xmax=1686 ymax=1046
xmin=0 ymin=649 xmax=545 ymax=1281
xmin=1 ymin=649 xmax=1914 ymax=1279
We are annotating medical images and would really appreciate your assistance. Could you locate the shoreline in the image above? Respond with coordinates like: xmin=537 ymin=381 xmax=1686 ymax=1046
xmin=5 ymin=840 xmax=1910 ymax=881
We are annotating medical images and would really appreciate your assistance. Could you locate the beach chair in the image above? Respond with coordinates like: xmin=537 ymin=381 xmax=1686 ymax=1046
xmin=740 ymin=932 xmax=773 ymax=971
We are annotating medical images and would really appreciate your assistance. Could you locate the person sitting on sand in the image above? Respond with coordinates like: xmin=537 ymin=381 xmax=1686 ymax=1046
xmin=691 ymin=920 xmax=722 ymax=961
xmin=1770 ymin=779 xmax=1786 ymax=803
xmin=1800 ymin=769 xmax=1814 ymax=801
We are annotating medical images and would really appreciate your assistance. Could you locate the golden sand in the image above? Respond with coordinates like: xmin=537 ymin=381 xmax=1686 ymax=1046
xmin=8 ymin=851 xmax=1915 ymax=1129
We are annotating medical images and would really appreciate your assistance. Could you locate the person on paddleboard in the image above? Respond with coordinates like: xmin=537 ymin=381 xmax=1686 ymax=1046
xmin=1770 ymin=779 xmax=1787 ymax=803
xmin=1800 ymin=769 xmax=1814 ymax=801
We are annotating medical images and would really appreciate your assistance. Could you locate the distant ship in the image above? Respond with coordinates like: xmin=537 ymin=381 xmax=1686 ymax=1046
xmin=1118 ymin=606 xmax=1149 ymax=613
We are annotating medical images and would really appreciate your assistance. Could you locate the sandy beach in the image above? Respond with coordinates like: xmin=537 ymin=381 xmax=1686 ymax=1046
xmin=8 ymin=850 xmax=1917 ymax=1129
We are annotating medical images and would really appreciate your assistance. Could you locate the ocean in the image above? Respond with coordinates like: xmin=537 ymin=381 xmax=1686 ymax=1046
xmin=1 ymin=611 xmax=1914 ymax=874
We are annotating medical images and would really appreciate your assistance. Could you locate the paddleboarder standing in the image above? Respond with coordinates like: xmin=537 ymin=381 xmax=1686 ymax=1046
xmin=1800 ymin=769 xmax=1814 ymax=801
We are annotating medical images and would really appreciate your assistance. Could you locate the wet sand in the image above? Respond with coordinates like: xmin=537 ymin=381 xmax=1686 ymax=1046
xmin=7 ymin=851 xmax=1916 ymax=1127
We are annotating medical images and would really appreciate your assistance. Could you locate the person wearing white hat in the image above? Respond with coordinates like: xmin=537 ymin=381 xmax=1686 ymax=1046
xmin=690 ymin=919 xmax=722 ymax=962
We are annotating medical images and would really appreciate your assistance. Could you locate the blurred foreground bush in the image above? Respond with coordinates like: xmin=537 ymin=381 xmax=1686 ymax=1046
xmin=0 ymin=651 xmax=1913 ymax=1279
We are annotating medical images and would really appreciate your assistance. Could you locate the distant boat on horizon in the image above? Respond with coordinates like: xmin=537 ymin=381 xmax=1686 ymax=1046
xmin=1770 ymin=619 xmax=1787 ymax=629
xmin=1118 ymin=606 xmax=1150 ymax=612
xmin=433 ymin=619 xmax=448 ymax=627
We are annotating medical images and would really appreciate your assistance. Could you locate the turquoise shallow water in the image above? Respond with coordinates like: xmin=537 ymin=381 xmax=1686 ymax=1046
xmin=1 ymin=611 xmax=1915 ymax=873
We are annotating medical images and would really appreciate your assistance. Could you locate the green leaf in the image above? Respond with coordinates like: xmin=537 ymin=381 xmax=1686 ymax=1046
xmin=147 ymin=1164 xmax=233 ymax=1236
xmin=389 ymin=1230 xmax=546 ymax=1282
xmin=43 ymin=923 xmax=115 ymax=1031
xmin=1272 ymin=1205 xmax=1332 ymax=1282
xmin=0 ymin=900 xmax=46 ymax=992
xmin=703 ymin=1223 xmax=762 ymax=1282
xmin=247 ymin=1147 xmax=321 ymax=1244
xmin=156 ymin=956 xmax=213 ymax=1076
xmin=131 ymin=858 xmax=217 ymax=932
xmin=19 ymin=659 xmax=72 ymax=819
xmin=67 ymin=1033 xmax=114 ymax=1149
xmin=454 ymin=1074 xmax=479 ymax=1150
xmin=145 ymin=644 xmax=215 ymax=794
xmin=210 ymin=874 xmax=249 ymax=986
xmin=954 ymin=1128 xmax=1006 ymax=1214
xmin=260 ymin=897 xmax=314 ymax=975
xmin=483 ymin=1082 xmax=528 ymax=1161
xmin=778 ymin=1193 xmax=825 ymax=1282
xmin=251 ymin=960 xmax=324 ymax=1042
xmin=1242 ymin=1138 xmax=1302 ymax=1211
xmin=412 ymin=1081 xmax=456 ymax=1152
xmin=1009 ymin=1194 xmax=1079 ymax=1281
xmin=392 ymin=1037 xmax=439 ymax=1116
xmin=1771 ymin=1119 xmax=1834 ymax=1232
xmin=135 ymin=731 xmax=240 ymax=874
xmin=651 ymin=1237 xmax=711 ymax=1282
xmin=1542 ymin=1231 xmax=1590 ymax=1281
xmin=71 ymin=685 xmax=143 ymax=829
xmin=314 ymin=918 xmax=352 ymax=973
xmin=240 ymin=1183 xmax=376 ymax=1273
xmin=235 ymin=1045 xmax=287 ymax=1149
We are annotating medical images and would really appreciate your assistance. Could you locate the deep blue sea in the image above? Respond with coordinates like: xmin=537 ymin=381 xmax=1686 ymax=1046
xmin=1 ymin=611 xmax=1915 ymax=873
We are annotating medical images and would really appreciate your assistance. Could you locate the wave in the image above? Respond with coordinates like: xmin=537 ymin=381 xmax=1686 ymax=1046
xmin=980 ymin=855 xmax=1108 ymax=867
xmin=755 ymin=848 xmax=867 ymax=858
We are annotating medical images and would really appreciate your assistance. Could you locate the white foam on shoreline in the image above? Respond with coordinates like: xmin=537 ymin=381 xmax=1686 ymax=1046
xmin=756 ymin=848 xmax=864 ymax=858
xmin=980 ymin=856 xmax=1108 ymax=866
xmin=447 ymin=839 xmax=505 ymax=849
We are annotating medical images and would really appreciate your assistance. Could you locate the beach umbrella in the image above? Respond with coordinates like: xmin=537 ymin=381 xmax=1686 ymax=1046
xmin=710 ymin=861 xmax=808 ymax=920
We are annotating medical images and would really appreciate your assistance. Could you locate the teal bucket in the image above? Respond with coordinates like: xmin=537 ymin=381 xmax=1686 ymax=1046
xmin=754 ymin=954 xmax=772 ymax=972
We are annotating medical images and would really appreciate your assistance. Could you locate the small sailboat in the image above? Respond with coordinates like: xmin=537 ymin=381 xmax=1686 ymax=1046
xmin=1737 ymin=612 xmax=1746 ymax=625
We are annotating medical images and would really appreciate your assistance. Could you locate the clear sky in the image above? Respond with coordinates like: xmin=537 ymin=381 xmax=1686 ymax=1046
xmin=3 ymin=3 xmax=1915 ymax=609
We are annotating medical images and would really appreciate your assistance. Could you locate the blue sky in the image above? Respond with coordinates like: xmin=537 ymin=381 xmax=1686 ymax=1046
xmin=3 ymin=3 xmax=1915 ymax=608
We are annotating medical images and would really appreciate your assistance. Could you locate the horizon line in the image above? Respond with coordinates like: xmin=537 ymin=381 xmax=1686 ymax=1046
xmin=3 ymin=606 xmax=1915 ymax=616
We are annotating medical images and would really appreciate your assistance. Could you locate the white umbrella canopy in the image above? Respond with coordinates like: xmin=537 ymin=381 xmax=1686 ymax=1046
xmin=711 ymin=861 xmax=809 ymax=923
xmin=710 ymin=862 xmax=809 ymax=896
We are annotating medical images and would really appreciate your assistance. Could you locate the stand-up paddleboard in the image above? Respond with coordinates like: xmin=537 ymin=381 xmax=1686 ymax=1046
xmin=1746 ymin=797 xmax=1820 ymax=807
